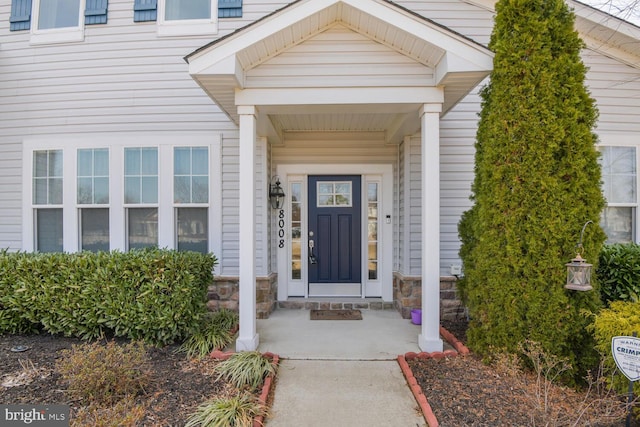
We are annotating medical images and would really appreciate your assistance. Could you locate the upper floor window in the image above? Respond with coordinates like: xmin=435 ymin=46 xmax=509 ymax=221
xmin=31 ymin=0 xmax=86 ymax=44
xmin=599 ymin=146 xmax=637 ymax=244
xmin=37 ymin=0 xmax=81 ymax=29
xmin=164 ymin=0 xmax=210 ymax=20
xmin=133 ymin=0 xmax=243 ymax=35
xmin=11 ymin=0 xmax=106 ymax=36
xmin=158 ymin=0 xmax=216 ymax=36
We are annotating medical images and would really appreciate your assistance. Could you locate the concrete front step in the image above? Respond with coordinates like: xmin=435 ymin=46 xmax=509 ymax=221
xmin=277 ymin=298 xmax=395 ymax=311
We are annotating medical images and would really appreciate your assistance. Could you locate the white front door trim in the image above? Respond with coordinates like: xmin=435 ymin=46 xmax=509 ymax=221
xmin=276 ymin=164 xmax=393 ymax=302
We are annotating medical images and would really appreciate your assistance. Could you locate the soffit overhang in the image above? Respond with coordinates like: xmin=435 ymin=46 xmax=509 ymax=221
xmin=186 ymin=0 xmax=494 ymax=144
xmin=467 ymin=0 xmax=640 ymax=67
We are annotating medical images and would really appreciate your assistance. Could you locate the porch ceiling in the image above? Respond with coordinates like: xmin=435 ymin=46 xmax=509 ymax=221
xmin=186 ymin=0 xmax=494 ymax=145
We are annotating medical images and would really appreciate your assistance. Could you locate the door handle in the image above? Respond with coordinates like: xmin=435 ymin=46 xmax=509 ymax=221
xmin=308 ymin=239 xmax=317 ymax=264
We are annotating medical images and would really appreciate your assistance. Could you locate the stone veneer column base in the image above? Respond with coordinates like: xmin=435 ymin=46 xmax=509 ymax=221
xmin=207 ymin=273 xmax=466 ymax=321
xmin=207 ymin=274 xmax=277 ymax=319
xmin=393 ymin=272 xmax=466 ymax=321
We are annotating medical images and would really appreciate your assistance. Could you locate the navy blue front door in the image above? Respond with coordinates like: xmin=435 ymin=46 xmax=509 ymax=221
xmin=308 ymin=176 xmax=361 ymax=292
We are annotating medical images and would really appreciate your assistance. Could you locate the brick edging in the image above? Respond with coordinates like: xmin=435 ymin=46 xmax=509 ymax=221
xmin=209 ymin=350 xmax=280 ymax=427
xmin=397 ymin=326 xmax=470 ymax=427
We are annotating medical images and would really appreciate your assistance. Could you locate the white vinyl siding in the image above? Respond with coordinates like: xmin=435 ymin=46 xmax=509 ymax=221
xmin=583 ymin=49 xmax=640 ymax=134
xmin=396 ymin=0 xmax=494 ymax=46
xmin=2 ymin=0 xmax=640 ymax=283
xmin=245 ymin=24 xmax=435 ymax=89
xmin=584 ymin=50 xmax=640 ymax=244
xmin=0 ymin=142 xmax=22 ymax=250
xmin=3 ymin=0 xmax=232 ymax=259
xmin=217 ymin=136 xmax=267 ymax=277
xmin=438 ymin=88 xmax=483 ymax=274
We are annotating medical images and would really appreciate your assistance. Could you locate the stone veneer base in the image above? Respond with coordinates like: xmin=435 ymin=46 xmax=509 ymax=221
xmin=207 ymin=274 xmax=467 ymax=322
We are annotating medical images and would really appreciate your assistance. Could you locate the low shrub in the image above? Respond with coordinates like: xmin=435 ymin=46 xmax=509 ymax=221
xmin=185 ymin=393 xmax=268 ymax=427
xmin=0 ymin=248 xmax=217 ymax=345
xmin=215 ymin=351 xmax=276 ymax=391
xmin=56 ymin=340 xmax=151 ymax=405
xmin=597 ymin=243 xmax=640 ymax=303
xmin=590 ymin=301 xmax=640 ymax=407
xmin=178 ymin=309 xmax=239 ymax=358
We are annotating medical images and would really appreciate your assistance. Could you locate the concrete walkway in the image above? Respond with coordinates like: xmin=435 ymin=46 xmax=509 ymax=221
xmin=256 ymin=309 xmax=430 ymax=426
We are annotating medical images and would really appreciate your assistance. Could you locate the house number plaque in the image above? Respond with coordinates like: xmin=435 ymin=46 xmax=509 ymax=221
xmin=278 ymin=209 xmax=285 ymax=248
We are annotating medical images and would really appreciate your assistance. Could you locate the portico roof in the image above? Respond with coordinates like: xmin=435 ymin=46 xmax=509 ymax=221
xmin=185 ymin=0 xmax=494 ymax=144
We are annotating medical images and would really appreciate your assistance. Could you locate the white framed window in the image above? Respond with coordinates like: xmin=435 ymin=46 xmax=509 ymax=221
xmin=366 ymin=181 xmax=379 ymax=280
xmin=23 ymin=136 xmax=221 ymax=257
xmin=174 ymin=146 xmax=209 ymax=253
xmin=157 ymin=0 xmax=217 ymax=36
xmin=33 ymin=150 xmax=63 ymax=252
xmin=599 ymin=146 xmax=638 ymax=244
xmin=31 ymin=0 xmax=85 ymax=44
xmin=289 ymin=182 xmax=302 ymax=281
xmin=78 ymin=148 xmax=110 ymax=252
xmin=316 ymin=181 xmax=353 ymax=207
xmin=125 ymin=147 xmax=159 ymax=250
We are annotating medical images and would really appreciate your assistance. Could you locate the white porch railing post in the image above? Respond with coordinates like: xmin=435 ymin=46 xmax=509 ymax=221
xmin=419 ymin=103 xmax=444 ymax=353
xmin=236 ymin=105 xmax=259 ymax=351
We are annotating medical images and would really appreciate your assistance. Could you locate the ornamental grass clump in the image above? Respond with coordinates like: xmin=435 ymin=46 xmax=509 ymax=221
xmin=185 ymin=393 xmax=268 ymax=427
xmin=178 ymin=309 xmax=239 ymax=358
xmin=214 ymin=351 xmax=275 ymax=391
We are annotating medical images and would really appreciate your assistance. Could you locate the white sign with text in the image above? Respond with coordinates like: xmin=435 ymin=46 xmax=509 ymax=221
xmin=612 ymin=336 xmax=640 ymax=382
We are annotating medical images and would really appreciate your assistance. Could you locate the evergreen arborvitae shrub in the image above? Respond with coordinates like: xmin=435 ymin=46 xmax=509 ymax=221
xmin=458 ymin=0 xmax=605 ymax=380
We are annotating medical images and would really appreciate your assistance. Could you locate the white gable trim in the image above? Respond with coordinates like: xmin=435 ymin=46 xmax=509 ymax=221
xmin=235 ymin=87 xmax=445 ymax=107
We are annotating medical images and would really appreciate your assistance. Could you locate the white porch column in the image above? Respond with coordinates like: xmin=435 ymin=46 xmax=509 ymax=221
xmin=236 ymin=105 xmax=259 ymax=351
xmin=419 ymin=103 xmax=444 ymax=352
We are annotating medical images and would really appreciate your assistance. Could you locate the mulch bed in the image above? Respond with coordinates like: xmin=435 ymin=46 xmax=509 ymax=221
xmin=0 ymin=334 xmax=226 ymax=426
xmin=1 ymin=320 xmax=638 ymax=426
xmin=408 ymin=319 xmax=639 ymax=427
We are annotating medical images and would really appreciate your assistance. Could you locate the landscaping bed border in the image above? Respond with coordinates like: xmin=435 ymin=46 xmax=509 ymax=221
xmin=398 ymin=325 xmax=470 ymax=427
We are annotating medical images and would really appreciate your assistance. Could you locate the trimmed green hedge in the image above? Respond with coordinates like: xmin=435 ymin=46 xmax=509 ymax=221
xmin=597 ymin=244 xmax=640 ymax=303
xmin=0 ymin=249 xmax=217 ymax=345
xmin=591 ymin=301 xmax=640 ymax=399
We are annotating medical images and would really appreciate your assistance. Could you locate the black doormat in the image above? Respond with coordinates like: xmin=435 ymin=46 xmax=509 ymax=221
xmin=310 ymin=309 xmax=362 ymax=320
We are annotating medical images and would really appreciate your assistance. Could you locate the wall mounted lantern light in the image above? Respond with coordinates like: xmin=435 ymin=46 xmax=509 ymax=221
xmin=269 ymin=176 xmax=285 ymax=210
xmin=565 ymin=220 xmax=593 ymax=292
